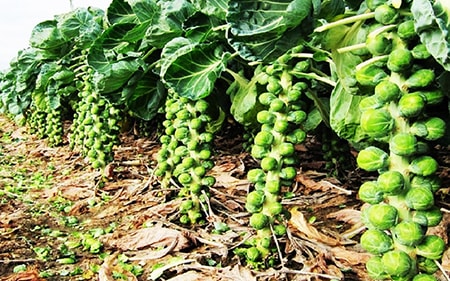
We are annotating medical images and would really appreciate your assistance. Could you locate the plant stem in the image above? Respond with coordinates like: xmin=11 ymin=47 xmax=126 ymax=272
xmin=314 ymin=12 xmax=375 ymax=33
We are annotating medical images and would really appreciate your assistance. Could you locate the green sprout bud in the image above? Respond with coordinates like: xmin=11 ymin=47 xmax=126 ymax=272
xmin=416 ymin=235 xmax=445 ymax=260
xmin=257 ymin=110 xmax=276 ymax=125
xmin=278 ymin=142 xmax=295 ymax=157
xmin=410 ymin=175 xmax=441 ymax=193
xmin=261 ymin=157 xmax=278 ymax=171
xmin=387 ymin=48 xmax=412 ymax=72
xmin=246 ymin=190 xmax=265 ymax=208
xmin=287 ymin=110 xmax=307 ymax=124
xmin=195 ymin=100 xmax=209 ymax=113
xmin=273 ymin=224 xmax=287 ymax=236
xmin=367 ymin=204 xmax=398 ymax=230
xmin=412 ymin=274 xmax=438 ymax=281
xmin=280 ymin=167 xmax=297 ymax=180
xmin=415 ymin=207 xmax=443 ymax=227
xmin=366 ymin=256 xmax=390 ymax=280
xmin=374 ymin=4 xmax=398 ymax=24
xmin=251 ymin=144 xmax=269 ymax=159
xmin=286 ymin=129 xmax=306 ymax=144
xmin=423 ymin=117 xmax=446 ymax=141
xmin=266 ymin=180 xmax=281 ymax=194
xmin=398 ymin=93 xmax=426 ymax=118
xmin=377 ymin=170 xmax=404 ymax=195
xmin=412 ymin=44 xmax=432 ymax=60
xmin=374 ymin=80 xmax=400 ymax=103
xmin=389 ymin=133 xmax=418 ymax=156
xmin=397 ymin=20 xmax=416 ymax=40
xmin=267 ymin=202 xmax=283 ymax=216
xmin=246 ymin=246 xmax=261 ymax=262
xmin=274 ymin=119 xmax=289 ymax=133
xmin=178 ymin=173 xmax=192 ymax=185
xmin=359 ymin=96 xmax=383 ymax=111
xmin=358 ymin=181 xmax=384 ymax=204
xmin=249 ymin=213 xmax=269 ymax=230
xmin=355 ymin=64 xmax=388 ymax=86
xmin=176 ymin=109 xmax=191 ymax=120
xmin=248 ymin=168 xmax=266 ymax=183
xmin=259 ymin=92 xmax=277 ymax=106
xmin=393 ymin=221 xmax=425 ymax=246
xmin=409 ymin=156 xmax=438 ymax=176
xmin=267 ymin=77 xmax=282 ymax=94
xmin=419 ymin=90 xmax=444 ymax=105
xmin=417 ymin=256 xmax=439 ymax=274
xmin=381 ymin=250 xmax=413 ymax=278
xmin=360 ymin=229 xmax=394 ymax=254
xmin=366 ymin=34 xmax=392 ymax=56
xmin=180 ymin=200 xmax=194 ymax=212
xmin=405 ymin=186 xmax=435 ymax=210
xmin=404 ymin=69 xmax=435 ymax=90
xmin=356 ymin=146 xmax=389 ymax=172
xmin=254 ymin=131 xmax=274 ymax=147
xmin=269 ymin=98 xmax=286 ymax=112
xmin=360 ymin=108 xmax=393 ymax=138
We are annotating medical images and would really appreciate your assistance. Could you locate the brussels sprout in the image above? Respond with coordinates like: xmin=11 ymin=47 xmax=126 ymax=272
xmin=257 ymin=110 xmax=275 ymax=125
xmin=419 ymin=90 xmax=444 ymax=105
xmin=254 ymin=131 xmax=274 ymax=147
xmin=266 ymin=180 xmax=281 ymax=194
xmin=409 ymin=156 xmax=438 ymax=176
xmin=280 ymin=167 xmax=297 ymax=180
xmin=267 ymin=77 xmax=282 ymax=94
xmin=286 ymin=129 xmax=306 ymax=144
xmin=367 ymin=203 xmax=398 ymax=230
xmin=374 ymin=80 xmax=400 ymax=103
xmin=269 ymin=98 xmax=286 ymax=112
xmin=273 ymin=119 xmax=289 ymax=133
xmin=417 ymin=256 xmax=439 ymax=274
xmin=366 ymin=34 xmax=392 ymax=56
xmin=261 ymin=157 xmax=278 ymax=171
xmin=356 ymin=146 xmax=389 ymax=172
xmin=393 ymin=221 xmax=425 ymax=246
xmin=246 ymin=246 xmax=261 ymax=262
xmin=356 ymin=64 xmax=388 ymax=86
xmin=358 ymin=181 xmax=384 ymax=204
xmin=412 ymin=274 xmax=438 ymax=281
xmin=414 ymin=207 xmax=443 ymax=227
xmin=397 ymin=20 xmax=416 ymax=40
xmin=246 ymin=190 xmax=265 ymax=210
xmin=247 ymin=169 xmax=266 ymax=183
xmin=411 ymin=44 xmax=432 ymax=60
xmin=398 ymin=93 xmax=426 ymax=118
xmin=259 ymin=92 xmax=277 ymax=106
xmin=416 ymin=235 xmax=445 ymax=260
xmin=359 ymin=96 xmax=384 ymax=111
xmin=360 ymin=108 xmax=393 ymax=138
xmin=249 ymin=213 xmax=269 ymax=230
xmin=381 ymin=250 xmax=414 ymax=278
xmin=195 ymin=100 xmax=209 ymax=113
xmin=377 ymin=170 xmax=404 ymax=195
xmin=360 ymin=229 xmax=394 ymax=254
xmin=389 ymin=133 xmax=418 ymax=156
xmin=266 ymin=202 xmax=283 ymax=216
xmin=251 ymin=144 xmax=269 ymax=159
xmin=404 ymin=69 xmax=435 ymax=90
xmin=374 ymin=4 xmax=398 ymax=24
xmin=278 ymin=142 xmax=295 ymax=157
xmin=287 ymin=110 xmax=307 ymax=124
xmin=387 ymin=48 xmax=413 ymax=72
xmin=410 ymin=175 xmax=441 ymax=193
xmin=273 ymin=224 xmax=287 ymax=236
xmin=366 ymin=256 xmax=390 ymax=280
xmin=366 ymin=0 xmax=386 ymax=10
xmin=423 ymin=117 xmax=446 ymax=141
xmin=405 ymin=186 xmax=435 ymax=210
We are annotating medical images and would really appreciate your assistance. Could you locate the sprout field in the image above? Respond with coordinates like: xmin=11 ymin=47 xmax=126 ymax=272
xmin=0 ymin=114 xmax=449 ymax=280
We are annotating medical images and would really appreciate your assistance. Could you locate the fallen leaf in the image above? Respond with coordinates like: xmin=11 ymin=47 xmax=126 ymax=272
xmin=166 ymin=271 xmax=208 ymax=281
xmin=98 ymin=252 xmax=138 ymax=281
xmin=288 ymin=207 xmax=341 ymax=246
xmin=0 ymin=270 xmax=46 ymax=281
xmin=218 ymin=264 xmax=256 ymax=281
xmin=103 ymin=225 xmax=193 ymax=252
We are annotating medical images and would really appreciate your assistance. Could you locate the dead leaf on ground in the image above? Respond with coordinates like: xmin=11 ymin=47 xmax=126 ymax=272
xmin=0 ymin=269 xmax=46 ymax=281
xmin=103 ymin=225 xmax=193 ymax=253
xmin=98 ymin=252 xmax=138 ymax=281
xmin=288 ymin=207 xmax=341 ymax=246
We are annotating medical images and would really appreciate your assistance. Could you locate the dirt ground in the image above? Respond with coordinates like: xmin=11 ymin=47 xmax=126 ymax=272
xmin=0 ymin=114 xmax=449 ymax=281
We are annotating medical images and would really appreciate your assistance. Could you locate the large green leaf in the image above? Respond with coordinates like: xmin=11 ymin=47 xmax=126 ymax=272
xmin=227 ymin=0 xmax=312 ymax=36
xmin=122 ymin=70 xmax=167 ymax=121
xmin=191 ymin=0 xmax=229 ymax=20
xmin=29 ymin=20 xmax=69 ymax=54
xmin=226 ymin=0 xmax=313 ymax=61
xmin=106 ymin=0 xmax=138 ymax=25
xmin=92 ymin=59 xmax=142 ymax=94
xmin=160 ymin=38 xmax=230 ymax=100
xmin=412 ymin=0 xmax=450 ymax=71
xmin=56 ymin=7 xmax=104 ymax=49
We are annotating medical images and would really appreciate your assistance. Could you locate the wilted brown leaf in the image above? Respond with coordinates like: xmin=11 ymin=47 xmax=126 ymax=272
xmin=103 ymin=225 xmax=193 ymax=252
xmin=0 ymin=269 xmax=46 ymax=281
xmin=288 ymin=207 xmax=341 ymax=246
xmin=98 ymin=252 xmax=138 ymax=281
